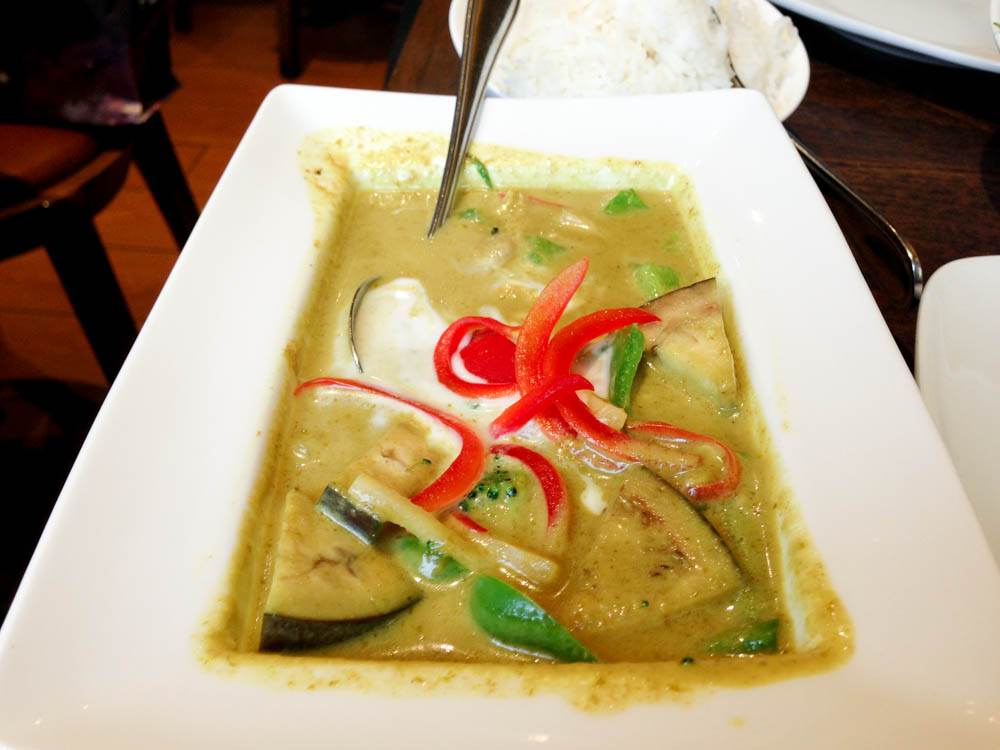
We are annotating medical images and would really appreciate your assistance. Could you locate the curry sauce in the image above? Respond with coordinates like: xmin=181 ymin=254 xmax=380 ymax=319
xmin=201 ymin=132 xmax=853 ymax=709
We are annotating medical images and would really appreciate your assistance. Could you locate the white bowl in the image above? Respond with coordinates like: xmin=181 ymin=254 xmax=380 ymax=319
xmin=1 ymin=85 xmax=998 ymax=748
xmin=448 ymin=0 xmax=811 ymax=120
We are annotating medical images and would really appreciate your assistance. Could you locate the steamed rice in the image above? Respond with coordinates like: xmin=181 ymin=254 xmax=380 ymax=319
xmin=488 ymin=0 xmax=799 ymax=112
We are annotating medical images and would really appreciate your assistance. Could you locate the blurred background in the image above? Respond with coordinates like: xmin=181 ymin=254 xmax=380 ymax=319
xmin=0 ymin=0 xmax=419 ymax=622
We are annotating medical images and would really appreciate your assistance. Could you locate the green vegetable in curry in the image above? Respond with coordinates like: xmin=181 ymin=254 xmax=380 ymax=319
xmin=635 ymin=262 xmax=681 ymax=300
xmin=469 ymin=575 xmax=596 ymax=663
xmin=603 ymin=188 xmax=648 ymax=214
xmin=468 ymin=154 xmax=494 ymax=189
xmin=608 ymin=324 xmax=644 ymax=410
xmin=526 ymin=235 xmax=567 ymax=265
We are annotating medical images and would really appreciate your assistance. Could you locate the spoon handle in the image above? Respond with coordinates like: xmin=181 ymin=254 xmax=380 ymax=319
xmin=786 ymin=127 xmax=924 ymax=304
xmin=428 ymin=0 xmax=520 ymax=237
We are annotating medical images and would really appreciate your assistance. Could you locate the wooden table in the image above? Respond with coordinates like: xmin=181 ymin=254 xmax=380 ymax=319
xmin=385 ymin=0 xmax=1000 ymax=368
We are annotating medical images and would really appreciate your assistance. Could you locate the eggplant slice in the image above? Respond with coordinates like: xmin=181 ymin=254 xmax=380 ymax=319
xmin=639 ymin=278 xmax=738 ymax=401
xmin=260 ymin=491 xmax=421 ymax=652
xmin=260 ymin=606 xmax=417 ymax=652
xmin=558 ymin=467 xmax=741 ymax=634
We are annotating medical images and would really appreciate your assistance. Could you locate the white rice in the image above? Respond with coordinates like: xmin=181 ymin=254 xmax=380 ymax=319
xmin=488 ymin=0 xmax=799 ymax=111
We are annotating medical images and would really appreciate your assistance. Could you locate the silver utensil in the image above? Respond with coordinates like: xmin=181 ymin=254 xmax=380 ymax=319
xmin=427 ymin=0 xmax=520 ymax=238
xmin=784 ymin=128 xmax=923 ymax=303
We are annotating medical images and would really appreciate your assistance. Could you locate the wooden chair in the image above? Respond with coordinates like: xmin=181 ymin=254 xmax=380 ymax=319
xmin=0 ymin=120 xmax=184 ymax=383
xmin=1 ymin=1 xmax=200 ymax=383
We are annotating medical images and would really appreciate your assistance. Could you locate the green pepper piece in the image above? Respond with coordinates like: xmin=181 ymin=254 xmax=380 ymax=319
xmin=705 ymin=618 xmax=780 ymax=655
xmin=526 ymin=235 xmax=567 ymax=265
xmin=662 ymin=231 xmax=685 ymax=253
xmin=468 ymin=155 xmax=494 ymax=189
xmin=459 ymin=207 xmax=485 ymax=223
xmin=469 ymin=575 xmax=596 ymax=662
xmin=609 ymin=324 xmax=644 ymax=410
xmin=603 ymin=188 xmax=648 ymax=214
xmin=634 ymin=262 xmax=680 ymax=300
xmin=394 ymin=536 xmax=468 ymax=582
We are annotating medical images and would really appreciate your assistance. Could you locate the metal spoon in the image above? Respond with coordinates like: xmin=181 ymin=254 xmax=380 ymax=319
xmin=783 ymin=127 xmax=923 ymax=303
xmin=427 ymin=0 xmax=520 ymax=238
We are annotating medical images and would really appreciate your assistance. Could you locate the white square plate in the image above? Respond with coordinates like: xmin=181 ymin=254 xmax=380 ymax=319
xmin=1 ymin=85 xmax=999 ymax=749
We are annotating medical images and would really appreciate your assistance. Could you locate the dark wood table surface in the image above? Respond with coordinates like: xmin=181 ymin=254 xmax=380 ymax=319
xmin=385 ymin=0 xmax=1000 ymax=369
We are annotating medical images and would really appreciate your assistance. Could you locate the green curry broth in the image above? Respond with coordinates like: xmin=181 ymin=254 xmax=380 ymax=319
xmin=202 ymin=132 xmax=852 ymax=706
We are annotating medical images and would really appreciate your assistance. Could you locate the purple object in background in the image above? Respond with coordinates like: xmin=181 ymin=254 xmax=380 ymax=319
xmin=0 ymin=0 xmax=177 ymax=125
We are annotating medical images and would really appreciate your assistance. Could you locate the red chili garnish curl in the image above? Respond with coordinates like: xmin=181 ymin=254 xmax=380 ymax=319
xmin=434 ymin=316 xmax=519 ymax=399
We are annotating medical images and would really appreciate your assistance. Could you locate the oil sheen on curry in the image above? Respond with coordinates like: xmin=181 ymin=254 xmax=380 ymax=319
xmin=217 ymin=131 xmax=852 ymax=703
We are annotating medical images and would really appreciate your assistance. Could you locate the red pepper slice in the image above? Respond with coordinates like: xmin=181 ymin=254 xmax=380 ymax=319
xmin=490 ymin=444 xmax=568 ymax=528
xmin=496 ymin=191 xmax=566 ymax=208
xmin=514 ymin=259 xmax=589 ymax=440
xmin=538 ymin=305 xmax=671 ymax=465
xmin=434 ymin=316 xmax=519 ymax=399
xmin=534 ymin=303 xmax=698 ymax=475
xmin=626 ymin=421 xmax=741 ymax=501
xmin=555 ymin=394 xmax=700 ymax=476
xmin=460 ymin=329 xmax=517 ymax=383
xmin=294 ymin=377 xmax=486 ymax=512
xmin=451 ymin=511 xmax=488 ymax=533
xmin=542 ymin=307 xmax=659 ymax=380
xmin=515 ymin=259 xmax=588 ymax=389
xmin=489 ymin=373 xmax=594 ymax=438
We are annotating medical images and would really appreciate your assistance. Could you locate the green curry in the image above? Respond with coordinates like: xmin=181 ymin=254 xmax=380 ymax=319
xmin=204 ymin=133 xmax=852 ymax=708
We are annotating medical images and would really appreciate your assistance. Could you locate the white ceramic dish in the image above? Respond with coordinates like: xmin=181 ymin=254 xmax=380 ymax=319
xmin=447 ymin=0 xmax=811 ymax=121
xmin=773 ymin=0 xmax=1000 ymax=72
xmin=992 ymin=0 xmax=1000 ymax=53
xmin=916 ymin=256 xmax=1000 ymax=567
xmin=1 ymin=85 xmax=999 ymax=748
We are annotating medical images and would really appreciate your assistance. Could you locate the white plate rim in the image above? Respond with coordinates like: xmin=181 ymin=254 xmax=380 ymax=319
xmin=773 ymin=0 xmax=1000 ymax=72
xmin=992 ymin=0 xmax=1000 ymax=54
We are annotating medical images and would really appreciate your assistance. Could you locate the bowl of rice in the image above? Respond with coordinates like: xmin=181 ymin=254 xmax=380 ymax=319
xmin=448 ymin=0 xmax=809 ymax=120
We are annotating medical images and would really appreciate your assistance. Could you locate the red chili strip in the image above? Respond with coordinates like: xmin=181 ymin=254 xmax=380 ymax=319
xmin=514 ymin=259 xmax=589 ymax=441
xmin=542 ymin=307 xmax=659 ymax=380
xmin=490 ymin=444 xmax=568 ymax=529
xmin=538 ymin=306 xmax=663 ymax=462
xmin=434 ymin=316 xmax=519 ymax=399
xmin=451 ymin=511 xmax=488 ymax=533
xmin=294 ymin=377 xmax=486 ymax=512
xmin=557 ymin=397 xmax=700 ymax=473
xmin=515 ymin=259 xmax=588 ymax=390
xmin=627 ymin=420 xmax=741 ymax=501
xmin=535 ymin=302 xmax=699 ymax=475
xmin=489 ymin=373 xmax=594 ymax=438
xmin=496 ymin=191 xmax=566 ymax=208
